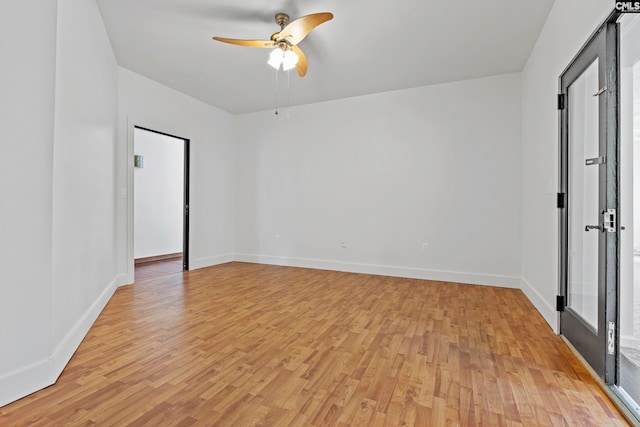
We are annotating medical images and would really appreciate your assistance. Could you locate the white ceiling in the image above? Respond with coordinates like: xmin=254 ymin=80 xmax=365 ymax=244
xmin=96 ymin=0 xmax=556 ymax=114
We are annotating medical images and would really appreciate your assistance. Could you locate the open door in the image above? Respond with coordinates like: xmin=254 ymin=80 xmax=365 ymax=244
xmin=558 ymin=21 xmax=618 ymax=382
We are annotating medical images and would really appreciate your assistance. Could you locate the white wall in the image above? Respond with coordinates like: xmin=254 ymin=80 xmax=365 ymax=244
xmin=134 ymin=129 xmax=184 ymax=259
xmin=235 ymin=73 xmax=522 ymax=287
xmin=51 ymin=0 xmax=119 ymax=371
xmin=118 ymin=68 xmax=236 ymax=282
xmin=0 ymin=0 xmax=57 ymax=407
xmin=0 ymin=0 xmax=120 ymax=407
xmin=520 ymin=0 xmax=612 ymax=330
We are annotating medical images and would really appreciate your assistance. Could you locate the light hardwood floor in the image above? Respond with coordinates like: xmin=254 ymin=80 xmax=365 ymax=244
xmin=0 ymin=262 xmax=630 ymax=426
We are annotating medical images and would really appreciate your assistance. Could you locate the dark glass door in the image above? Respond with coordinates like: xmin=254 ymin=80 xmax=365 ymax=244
xmin=559 ymin=22 xmax=618 ymax=382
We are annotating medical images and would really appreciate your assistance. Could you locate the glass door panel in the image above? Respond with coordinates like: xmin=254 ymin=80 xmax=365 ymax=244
xmin=568 ymin=58 xmax=600 ymax=333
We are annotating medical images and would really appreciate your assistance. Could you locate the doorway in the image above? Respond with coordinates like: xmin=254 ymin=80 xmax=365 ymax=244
xmin=133 ymin=126 xmax=190 ymax=278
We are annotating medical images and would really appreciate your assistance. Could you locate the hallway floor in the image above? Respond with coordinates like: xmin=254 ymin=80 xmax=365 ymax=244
xmin=135 ymin=256 xmax=183 ymax=282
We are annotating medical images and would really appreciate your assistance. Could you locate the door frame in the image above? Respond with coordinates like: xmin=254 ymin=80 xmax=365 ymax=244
xmin=558 ymin=16 xmax=619 ymax=383
xmin=131 ymin=125 xmax=191 ymax=275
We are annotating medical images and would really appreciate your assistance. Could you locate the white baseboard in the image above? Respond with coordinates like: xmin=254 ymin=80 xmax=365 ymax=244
xmin=234 ymin=253 xmax=522 ymax=288
xmin=520 ymin=277 xmax=558 ymax=332
xmin=189 ymin=253 xmax=235 ymax=270
xmin=116 ymin=273 xmax=129 ymax=287
xmin=0 ymin=276 xmax=119 ymax=408
xmin=0 ymin=358 xmax=54 ymax=408
xmin=51 ymin=277 xmax=118 ymax=376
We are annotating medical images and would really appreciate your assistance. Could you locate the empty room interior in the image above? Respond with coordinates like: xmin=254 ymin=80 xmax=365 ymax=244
xmin=2 ymin=0 xmax=640 ymax=425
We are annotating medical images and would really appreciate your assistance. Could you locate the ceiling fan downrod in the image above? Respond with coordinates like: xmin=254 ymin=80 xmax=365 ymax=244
xmin=274 ymin=13 xmax=290 ymax=30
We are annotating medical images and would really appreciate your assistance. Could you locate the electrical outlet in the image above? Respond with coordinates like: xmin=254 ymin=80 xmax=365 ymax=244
xmin=422 ymin=242 xmax=429 ymax=252
xmin=341 ymin=240 xmax=347 ymax=248
xmin=275 ymin=235 xmax=280 ymax=242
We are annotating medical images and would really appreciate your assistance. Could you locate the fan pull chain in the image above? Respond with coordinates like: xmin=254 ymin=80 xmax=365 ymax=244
xmin=286 ymin=69 xmax=291 ymax=118
xmin=274 ymin=68 xmax=279 ymax=115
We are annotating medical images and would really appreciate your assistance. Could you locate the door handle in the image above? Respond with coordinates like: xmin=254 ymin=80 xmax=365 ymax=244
xmin=585 ymin=225 xmax=602 ymax=232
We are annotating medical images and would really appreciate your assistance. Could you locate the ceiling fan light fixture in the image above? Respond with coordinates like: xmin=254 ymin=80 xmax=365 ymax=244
xmin=268 ymin=48 xmax=284 ymax=69
xmin=282 ymin=49 xmax=299 ymax=71
xmin=214 ymin=12 xmax=333 ymax=78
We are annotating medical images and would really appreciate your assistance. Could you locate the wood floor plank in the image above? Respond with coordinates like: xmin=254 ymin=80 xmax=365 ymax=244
xmin=0 ymin=262 xmax=630 ymax=426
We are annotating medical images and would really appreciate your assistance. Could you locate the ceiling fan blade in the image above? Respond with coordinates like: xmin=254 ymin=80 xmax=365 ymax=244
xmin=292 ymin=45 xmax=307 ymax=77
xmin=278 ymin=12 xmax=333 ymax=45
xmin=212 ymin=37 xmax=275 ymax=48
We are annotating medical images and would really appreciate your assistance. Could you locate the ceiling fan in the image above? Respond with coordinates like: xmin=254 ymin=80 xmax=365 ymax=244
xmin=212 ymin=12 xmax=333 ymax=77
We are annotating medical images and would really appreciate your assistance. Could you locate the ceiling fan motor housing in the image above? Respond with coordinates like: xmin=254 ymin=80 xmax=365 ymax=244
xmin=275 ymin=13 xmax=290 ymax=29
